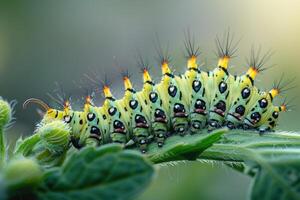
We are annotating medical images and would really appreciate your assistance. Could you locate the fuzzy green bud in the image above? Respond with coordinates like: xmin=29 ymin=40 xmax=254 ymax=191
xmin=37 ymin=121 xmax=71 ymax=154
xmin=0 ymin=98 xmax=13 ymax=166
xmin=3 ymin=157 xmax=43 ymax=191
xmin=0 ymin=98 xmax=12 ymax=129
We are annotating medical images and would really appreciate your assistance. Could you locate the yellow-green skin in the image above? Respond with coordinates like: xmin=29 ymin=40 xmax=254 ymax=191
xmin=225 ymin=74 xmax=259 ymax=128
xmin=120 ymin=88 xmax=151 ymax=153
xmin=157 ymin=72 xmax=189 ymax=136
xmin=34 ymin=57 xmax=286 ymax=152
xmin=243 ymin=91 xmax=273 ymax=129
xmin=207 ymin=66 xmax=233 ymax=130
xmin=255 ymin=105 xmax=281 ymax=133
xmin=184 ymin=68 xmax=209 ymax=133
xmin=138 ymin=80 xmax=169 ymax=147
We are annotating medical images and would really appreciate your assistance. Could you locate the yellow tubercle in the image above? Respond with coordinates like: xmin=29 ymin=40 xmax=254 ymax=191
xmin=63 ymin=100 xmax=71 ymax=113
xmin=84 ymin=96 xmax=92 ymax=111
xmin=187 ymin=55 xmax=198 ymax=69
xmin=246 ymin=67 xmax=258 ymax=80
xmin=123 ymin=76 xmax=133 ymax=90
xmin=218 ymin=56 xmax=230 ymax=69
xmin=269 ymin=88 xmax=279 ymax=99
xmin=143 ymin=69 xmax=152 ymax=82
xmin=162 ymin=61 xmax=171 ymax=75
xmin=103 ymin=85 xmax=113 ymax=98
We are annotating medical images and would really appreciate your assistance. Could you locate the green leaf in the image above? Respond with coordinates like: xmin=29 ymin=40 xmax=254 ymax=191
xmin=251 ymin=160 xmax=300 ymax=200
xmin=200 ymin=130 xmax=300 ymax=200
xmin=14 ymin=134 xmax=41 ymax=156
xmin=36 ymin=144 xmax=154 ymax=200
xmin=147 ymin=128 xmax=227 ymax=163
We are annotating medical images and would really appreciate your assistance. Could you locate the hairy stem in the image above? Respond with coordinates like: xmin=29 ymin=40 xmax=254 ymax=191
xmin=0 ymin=126 xmax=5 ymax=167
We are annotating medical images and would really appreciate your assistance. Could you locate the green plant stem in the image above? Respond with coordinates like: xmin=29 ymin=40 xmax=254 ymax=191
xmin=0 ymin=126 xmax=5 ymax=167
xmin=200 ymin=131 xmax=300 ymax=162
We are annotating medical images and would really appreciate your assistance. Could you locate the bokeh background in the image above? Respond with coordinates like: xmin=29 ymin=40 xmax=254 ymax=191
xmin=0 ymin=0 xmax=299 ymax=199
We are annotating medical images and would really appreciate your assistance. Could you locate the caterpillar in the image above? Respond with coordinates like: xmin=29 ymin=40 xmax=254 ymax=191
xmin=23 ymin=31 xmax=293 ymax=153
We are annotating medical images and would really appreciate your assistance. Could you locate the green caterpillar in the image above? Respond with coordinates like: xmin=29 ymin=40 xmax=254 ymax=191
xmin=23 ymin=32 xmax=292 ymax=153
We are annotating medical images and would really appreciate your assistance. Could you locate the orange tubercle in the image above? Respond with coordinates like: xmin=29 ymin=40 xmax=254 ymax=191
xmin=85 ymin=95 xmax=92 ymax=104
xmin=280 ymin=104 xmax=287 ymax=112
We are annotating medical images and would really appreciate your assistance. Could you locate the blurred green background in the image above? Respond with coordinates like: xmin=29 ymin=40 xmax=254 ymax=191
xmin=0 ymin=0 xmax=299 ymax=199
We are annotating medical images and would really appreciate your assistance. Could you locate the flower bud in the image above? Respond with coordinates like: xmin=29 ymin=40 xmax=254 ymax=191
xmin=37 ymin=121 xmax=71 ymax=154
xmin=0 ymin=98 xmax=12 ymax=129
xmin=3 ymin=157 xmax=43 ymax=191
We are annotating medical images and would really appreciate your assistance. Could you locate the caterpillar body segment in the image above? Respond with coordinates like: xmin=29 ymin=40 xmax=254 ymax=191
xmin=24 ymin=31 xmax=293 ymax=153
xmin=242 ymin=75 xmax=292 ymax=130
xmin=243 ymin=89 xmax=275 ymax=130
xmin=184 ymin=56 xmax=209 ymax=133
xmin=81 ymin=99 xmax=107 ymax=147
xmin=255 ymin=104 xmax=278 ymax=133
xmin=103 ymin=86 xmax=129 ymax=146
xmin=138 ymin=68 xmax=169 ymax=147
xmin=121 ymin=76 xmax=151 ymax=153
xmin=159 ymin=61 xmax=189 ymax=136
xmin=225 ymin=72 xmax=259 ymax=129
xmin=207 ymin=57 xmax=233 ymax=131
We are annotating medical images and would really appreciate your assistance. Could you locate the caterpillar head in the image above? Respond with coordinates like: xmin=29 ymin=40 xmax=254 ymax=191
xmin=257 ymin=102 xmax=288 ymax=133
xmin=243 ymin=88 xmax=276 ymax=129
xmin=248 ymin=76 xmax=295 ymax=129
xmin=23 ymin=98 xmax=64 ymax=123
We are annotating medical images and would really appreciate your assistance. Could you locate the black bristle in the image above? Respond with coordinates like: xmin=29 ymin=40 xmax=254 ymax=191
xmin=121 ymin=69 xmax=131 ymax=79
xmin=246 ymin=46 xmax=274 ymax=73
xmin=47 ymin=82 xmax=71 ymax=109
xmin=282 ymin=96 xmax=296 ymax=111
xmin=183 ymin=29 xmax=200 ymax=58
xmin=154 ymin=33 xmax=171 ymax=65
xmin=136 ymin=54 xmax=151 ymax=73
xmin=215 ymin=28 xmax=240 ymax=59
xmin=273 ymin=74 xmax=296 ymax=94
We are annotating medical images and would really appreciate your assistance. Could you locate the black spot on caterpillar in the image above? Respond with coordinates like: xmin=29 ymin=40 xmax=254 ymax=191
xmin=23 ymin=31 xmax=294 ymax=153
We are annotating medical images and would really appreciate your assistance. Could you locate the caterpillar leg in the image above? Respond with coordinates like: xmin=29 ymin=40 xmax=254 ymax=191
xmin=172 ymin=115 xmax=189 ymax=136
xmin=257 ymin=125 xmax=271 ymax=134
xmin=133 ymin=128 xmax=149 ymax=153
xmin=152 ymin=122 xmax=168 ymax=147
xmin=207 ymin=119 xmax=223 ymax=131
xmin=151 ymin=107 xmax=168 ymax=147
xmin=110 ymin=132 xmax=127 ymax=144
xmin=189 ymin=109 xmax=207 ymax=134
